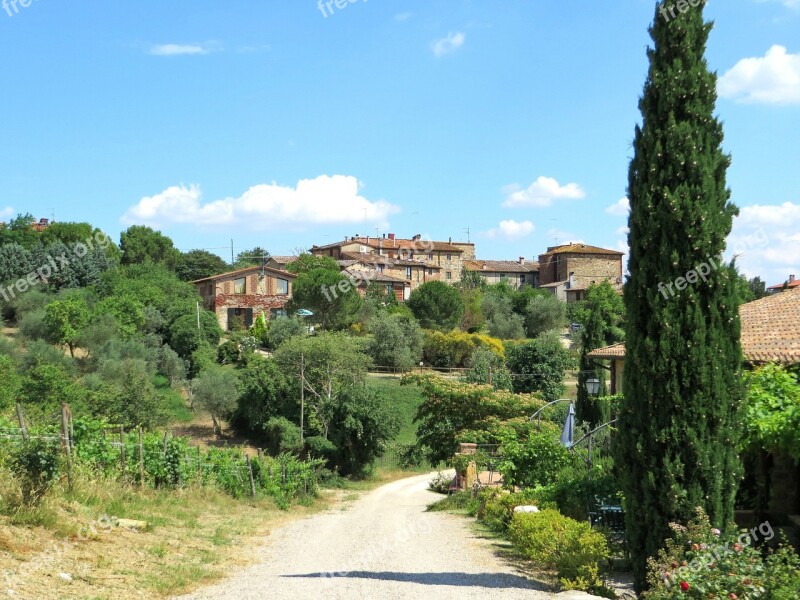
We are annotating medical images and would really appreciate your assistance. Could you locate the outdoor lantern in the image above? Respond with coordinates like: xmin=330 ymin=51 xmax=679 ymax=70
xmin=585 ymin=378 xmax=601 ymax=396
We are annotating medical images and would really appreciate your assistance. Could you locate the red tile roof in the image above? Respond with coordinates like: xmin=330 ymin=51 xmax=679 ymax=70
xmin=464 ymin=259 xmax=540 ymax=273
xmin=587 ymin=288 xmax=800 ymax=365
xmin=541 ymin=243 xmax=624 ymax=257
xmin=191 ymin=265 xmax=296 ymax=284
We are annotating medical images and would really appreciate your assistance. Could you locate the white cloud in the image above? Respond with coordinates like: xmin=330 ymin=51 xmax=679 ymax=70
xmin=718 ymin=45 xmax=800 ymax=104
xmin=605 ymin=197 xmax=630 ymax=217
xmin=122 ymin=175 xmax=401 ymax=229
xmin=431 ymin=32 xmax=465 ymax=57
xmin=483 ymin=220 xmax=535 ymax=240
xmin=149 ymin=43 xmax=217 ymax=56
xmin=502 ymin=176 xmax=586 ymax=208
xmin=394 ymin=12 xmax=413 ymax=22
xmin=728 ymin=202 xmax=800 ymax=283
xmin=0 ymin=206 xmax=14 ymax=221
xmin=615 ymin=225 xmax=629 ymax=236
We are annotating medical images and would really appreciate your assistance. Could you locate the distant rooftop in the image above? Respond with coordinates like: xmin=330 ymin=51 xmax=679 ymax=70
xmin=541 ymin=243 xmax=624 ymax=256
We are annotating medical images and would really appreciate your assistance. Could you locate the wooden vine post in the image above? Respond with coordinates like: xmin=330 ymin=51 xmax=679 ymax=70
xmin=138 ymin=427 xmax=145 ymax=486
xmin=61 ymin=403 xmax=73 ymax=490
xmin=246 ymin=455 xmax=257 ymax=498
xmin=15 ymin=402 xmax=28 ymax=442
xmin=119 ymin=426 xmax=126 ymax=477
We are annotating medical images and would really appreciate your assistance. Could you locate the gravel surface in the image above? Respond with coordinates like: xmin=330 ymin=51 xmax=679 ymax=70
xmin=176 ymin=472 xmax=558 ymax=600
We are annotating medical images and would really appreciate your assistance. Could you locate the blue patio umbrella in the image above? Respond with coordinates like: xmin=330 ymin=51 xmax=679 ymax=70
xmin=560 ymin=402 xmax=576 ymax=448
xmin=296 ymin=309 xmax=314 ymax=317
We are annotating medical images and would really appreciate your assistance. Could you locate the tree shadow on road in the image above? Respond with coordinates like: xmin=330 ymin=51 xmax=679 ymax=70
xmin=284 ymin=570 xmax=549 ymax=590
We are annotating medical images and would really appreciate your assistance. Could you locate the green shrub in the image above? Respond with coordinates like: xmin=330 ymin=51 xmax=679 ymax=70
xmin=537 ymin=460 xmax=621 ymax=522
xmin=9 ymin=439 xmax=62 ymax=505
xmin=643 ymin=507 xmax=800 ymax=600
xmin=508 ymin=509 xmax=610 ymax=590
xmin=478 ymin=488 xmax=541 ymax=533
xmin=422 ymin=330 xmax=505 ymax=369
xmin=498 ymin=431 xmax=571 ymax=489
xmin=428 ymin=490 xmax=480 ymax=514
xmin=428 ymin=472 xmax=453 ymax=494
xmin=264 ymin=417 xmax=302 ymax=454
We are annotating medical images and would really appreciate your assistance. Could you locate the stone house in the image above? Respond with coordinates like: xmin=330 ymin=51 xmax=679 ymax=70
xmin=463 ymin=258 xmax=539 ymax=289
xmin=538 ymin=243 xmax=624 ymax=302
xmin=311 ymin=233 xmax=469 ymax=285
xmin=194 ymin=265 xmax=296 ymax=330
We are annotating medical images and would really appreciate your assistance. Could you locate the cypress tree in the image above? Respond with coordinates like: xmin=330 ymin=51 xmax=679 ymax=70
xmin=615 ymin=1 xmax=743 ymax=591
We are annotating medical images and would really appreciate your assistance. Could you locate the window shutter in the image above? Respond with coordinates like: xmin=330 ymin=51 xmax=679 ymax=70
xmin=250 ymin=274 xmax=258 ymax=294
xmin=224 ymin=281 xmax=232 ymax=294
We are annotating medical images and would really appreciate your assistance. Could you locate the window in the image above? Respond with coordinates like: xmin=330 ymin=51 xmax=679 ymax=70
xmin=446 ymin=271 xmax=452 ymax=280
xmin=406 ymin=267 xmax=412 ymax=279
xmin=234 ymin=277 xmax=246 ymax=294
xmin=446 ymin=254 xmax=452 ymax=261
xmin=270 ymin=308 xmax=288 ymax=319
xmin=428 ymin=253 xmax=433 ymax=260
xmin=276 ymin=278 xmax=289 ymax=295
xmin=385 ymin=285 xmax=393 ymax=295
xmin=520 ymin=274 xmax=526 ymax=284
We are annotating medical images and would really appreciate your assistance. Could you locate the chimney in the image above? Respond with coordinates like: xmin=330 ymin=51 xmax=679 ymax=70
xmin=383 ymin=233 xmax=386 ymax=239
xmin=448 ymin=237 xmax=452 ymax=243
xmin=519 ymin=256 xmax=525 ymax=265
xmin=388 ymin=233 xmax=395 ymax=240
xmin=568 ymin=272 xmax=575 ymax=289
xmin=790 ymin=275 xmax=796 ymax=283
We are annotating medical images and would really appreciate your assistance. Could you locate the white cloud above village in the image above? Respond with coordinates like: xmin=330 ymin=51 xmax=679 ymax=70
xmin=121 ymin=175 xmax=400 ymax=229
xmin=482 ymin=219 xmax=535 ymax=241
xmin=728 ymin=201 xmax=800 ymax=283
xmin=148 ymin=43 xmax=218 ymax=56
xmin=718 ymin=45 xmax=800 ymax=104
xmin=502 ymin=176 xmax=586 ymax=208
xmin=431 ymin=32 xmax=465 ymax=57
xmin=605 ymin=197 xmax=630 ymax=217
xmin=0 ymin=207 xmax=14 ymax=220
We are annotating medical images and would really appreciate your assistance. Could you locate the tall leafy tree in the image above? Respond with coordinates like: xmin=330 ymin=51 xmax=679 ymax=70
xmin=176 ymin=249 xmax=229 ymax=282
xmin=44 ymin=293 xmax=90 ymax=357
xmin=406 ymin=281 xmax=465 ymax=331
xmin=574 ymin=281 xmax=625 ymax=427
xmin=615 ymin=2 xmax=743 ymax=590
xmin=120 ymin=225 xmax=181 ymax=268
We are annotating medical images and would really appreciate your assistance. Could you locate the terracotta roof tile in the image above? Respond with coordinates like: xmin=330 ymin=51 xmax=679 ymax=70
xmin=541 ymin=243 xmax=624 ymax=257
xmin=464 ymin=259 xmax=540 ymax=273
xmin=587 ymin=288 xmax=800 ymax=365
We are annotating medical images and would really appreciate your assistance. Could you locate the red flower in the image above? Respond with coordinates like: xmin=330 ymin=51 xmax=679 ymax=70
xmin=729 ymin=594 xmax=738 ymax=600
xmin=680 ymin=581 xmax=690 ymax=591
xmin=733 ymin=543 xmax=743 ymax=552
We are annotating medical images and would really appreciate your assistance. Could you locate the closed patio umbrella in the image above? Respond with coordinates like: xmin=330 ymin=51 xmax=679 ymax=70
xmin=560 ymin=402 xmax=575 ymax=448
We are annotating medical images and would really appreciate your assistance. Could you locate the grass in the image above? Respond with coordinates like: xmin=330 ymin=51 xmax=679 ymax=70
xmin=366 ymin=373 xmax=424 ymax=445
xmin=0 ymin=473 xmax=332 ymax=599
xmin=153 ymin=374 xmax=194 ymax=424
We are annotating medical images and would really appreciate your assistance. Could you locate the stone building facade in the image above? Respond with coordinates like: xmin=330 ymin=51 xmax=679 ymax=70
xmin=311 ymin=234 xmax=469 ymax=286
xmin=464 ymin=258 xmax=539 ymax=289
xmin=538 ymin=243 xmax=624 ymax=302
xmin=194 ymin=265 xmax=296 ymax=330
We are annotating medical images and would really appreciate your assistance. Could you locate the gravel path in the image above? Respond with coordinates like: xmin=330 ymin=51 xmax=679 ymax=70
xmin=176 ymin=472 xmax=559 ymax=600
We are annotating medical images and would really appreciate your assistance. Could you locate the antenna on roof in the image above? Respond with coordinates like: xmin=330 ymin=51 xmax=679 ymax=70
xmin=463 ymin=227 xmax=471 ymax=243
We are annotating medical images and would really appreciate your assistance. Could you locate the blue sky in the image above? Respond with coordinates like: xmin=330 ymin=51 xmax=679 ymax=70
xmin=1 ymin=0 xmax=798 ymax=284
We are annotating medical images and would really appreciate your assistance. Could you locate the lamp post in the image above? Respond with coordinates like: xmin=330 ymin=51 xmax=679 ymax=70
xmin=585 ymin=377 xmax=601 ymax=396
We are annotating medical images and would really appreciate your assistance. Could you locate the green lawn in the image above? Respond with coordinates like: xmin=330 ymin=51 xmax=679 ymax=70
xmin=154 ymin=374 xmax=194 ymax=424
xmin=366 ymin=374 xmax=424 ymax=445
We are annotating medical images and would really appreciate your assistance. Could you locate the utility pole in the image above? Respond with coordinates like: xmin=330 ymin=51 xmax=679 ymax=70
xmin=196 ymin=301 xmax=201 ymax=331
xmin=299 ymin=353 xmax=305 ymax=446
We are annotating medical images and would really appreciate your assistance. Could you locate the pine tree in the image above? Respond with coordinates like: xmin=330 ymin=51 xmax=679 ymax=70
xmin=614 ymin=2 xmax=743 ymax=591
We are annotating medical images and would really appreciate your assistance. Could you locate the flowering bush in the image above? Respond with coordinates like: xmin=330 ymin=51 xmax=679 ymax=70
xmin=643 ymin=508 xmax=800 ymax=599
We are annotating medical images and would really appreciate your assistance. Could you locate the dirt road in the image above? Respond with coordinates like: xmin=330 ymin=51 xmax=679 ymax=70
xmin=176 ymin=472 xmax=558 ymax=600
